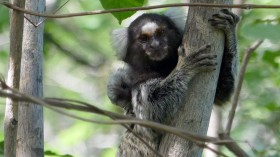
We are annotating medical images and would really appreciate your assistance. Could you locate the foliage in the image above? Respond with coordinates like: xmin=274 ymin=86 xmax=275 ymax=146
xmin=100 ymin=0 xmax=145 ymax=24
xmin=0 ymin=0 xmax=280 ymax=157
xmin=45 ymin=150 xmax=73 ymax=157
xmin=233 ymin=0 xmax=280 ymax=156
xmin=0 ymin=141 xmax=3 ymax=157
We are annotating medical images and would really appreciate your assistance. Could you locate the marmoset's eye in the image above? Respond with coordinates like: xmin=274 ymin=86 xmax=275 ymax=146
xmin=156 ymin=29 xmax=165 ymax=37
xmin=139 ymin=34 xmax=150 ymax=42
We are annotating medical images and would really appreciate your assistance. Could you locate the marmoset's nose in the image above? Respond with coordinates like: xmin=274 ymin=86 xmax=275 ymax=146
xmin=150 ymin=39 xmax=160 ymax=48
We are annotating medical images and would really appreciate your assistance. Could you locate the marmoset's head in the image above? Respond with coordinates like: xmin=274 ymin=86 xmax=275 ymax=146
xmin=127 ymin=14 xmax=182 ymax=61
xmin=111 ymin=9 xmax=186 ymax=72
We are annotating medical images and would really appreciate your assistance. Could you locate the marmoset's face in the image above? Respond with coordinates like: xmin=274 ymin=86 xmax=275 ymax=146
xmin=136 ymin=21 xmax=169 ymax=61
xmin=128 ymin=14 xmax=181 ymax=62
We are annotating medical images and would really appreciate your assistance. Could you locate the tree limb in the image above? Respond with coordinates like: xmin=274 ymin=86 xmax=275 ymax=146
xmin=16 ymin=0 xmax=45 ymax=156
xmin=1 ymin=1 xmax=280 ymax=19
xmin=159 ymin=0 xmax=230 ymax=156
xmin=219 ymin=133 xmax=250 ymax=157
xmin=225 ymin=40 xmax=264 ymax=134
xmin=4 ymin=0 xmax=25 ymax=156
xmin=1 ymin=77 xmax=252 ymax=157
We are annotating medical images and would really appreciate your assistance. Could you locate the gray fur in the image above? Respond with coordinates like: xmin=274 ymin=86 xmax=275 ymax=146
xmin=111 ymin=28 xmax=128 ymax=60
xmin=107 ymin=64 xmax=133 ymax=110
xmin=116 ymin=45 xmax=215 ymax=157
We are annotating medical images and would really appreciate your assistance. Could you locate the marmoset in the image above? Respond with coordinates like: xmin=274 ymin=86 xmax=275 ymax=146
xmin=107 ymin=9 xmax=239 ymax=157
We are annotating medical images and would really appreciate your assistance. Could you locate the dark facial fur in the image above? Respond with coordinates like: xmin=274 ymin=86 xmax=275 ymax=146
xmin=124 ymin=13 xmax=182 ymax=76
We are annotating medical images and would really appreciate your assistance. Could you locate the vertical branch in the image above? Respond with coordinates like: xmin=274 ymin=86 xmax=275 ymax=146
xmin=4 ymin=0 xmax=25 ymax=157
xmin=225 ymin=40 xmax=264 ymax=134
xmin=16 ymin=0 xmax=45 ymax=156
xmin=159 ymin=0 xmax=230 ymax=156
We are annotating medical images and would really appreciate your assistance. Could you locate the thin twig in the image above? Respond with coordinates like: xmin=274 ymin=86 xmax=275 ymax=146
xmin=0 ymin=90 xmax=224 ymax=156
xmin=0 ymin=79 xmax=248 ymax=156
xmin=203 ymin=143 xmax=229 ymax=157
xmin=225 ymin=40 xmax=264 ymax=134
xmin=48 ymin=107 xmax=165 ymax=157
xmin=0 ymin=79 xmax=229 ymax=144
xmin=45 ymin=98 xmax=164 ymax=157
xmin=219 ymin=133 xmax=250 ymax=157
xmin=1 ymin=2 xmax=280 ymax=19
xmin=24 ymin=0 xmax=70 ymax=27
xmin=0 ymin=85 xmax=163 ymax=157
xmin=47 ymin=106 xmax=228 ymax=157
xmin=0 ymin=82 xmax=200 ymax=157
xmin=0 ymin=88 xmax=242 ymax=156
xmin=0 ymin=91 xmax=215 ymax=142
xmin=36 ymin=0 xmax=70 ymax=26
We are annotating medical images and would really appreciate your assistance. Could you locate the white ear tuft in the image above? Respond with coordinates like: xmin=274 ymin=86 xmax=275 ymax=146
xmin=111 ymin=28 xmax=128 ymax=60
xmin=164 ymin=7 xmax=187 ymax=33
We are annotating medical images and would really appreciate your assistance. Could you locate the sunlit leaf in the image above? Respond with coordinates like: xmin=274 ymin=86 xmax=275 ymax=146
xmin=44 ymin=150 xmax=73 ymax=157
xmin=100 ymin=0 xmax=145 ymax=24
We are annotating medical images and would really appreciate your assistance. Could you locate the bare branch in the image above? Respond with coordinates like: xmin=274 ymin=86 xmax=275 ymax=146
xmin=1 ymin=1 xmax=280 ymax=19
xmin=1 ymin=78 xmax=163 ymax=157
xmin=0 ymin=78 xmax=250 ymax=156
xmin=4 ymin=0 xmax=25 ymax=156
xmin=47 ymin=106 xmax=164 ymax=157
xmin=203 ymin=144 xmax=229 ymax=157
xmin=0 ymin=78 xmax=231 ymax=144
xmin=219 ymin=133 xmax=250 ymax=157
xmin=35 ymin=0 xmax=70 ymax=26
xmin=225 ymin=40 xmax=264 ymax=134
xmin=24 ymin=0 xmax=70 ymax=27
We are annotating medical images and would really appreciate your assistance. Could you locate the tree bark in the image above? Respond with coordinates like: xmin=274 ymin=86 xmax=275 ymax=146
xmin=159 ymin=0 xmax=231 ymax=156
xmin=4 ymin=0 xmax=25 ymax=156
xmin=16 ymin=0 xmax=45 ymax=156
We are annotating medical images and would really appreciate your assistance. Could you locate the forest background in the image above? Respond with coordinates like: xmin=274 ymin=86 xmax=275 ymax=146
xmin=0 ymin=0 xmax=279 ymax=157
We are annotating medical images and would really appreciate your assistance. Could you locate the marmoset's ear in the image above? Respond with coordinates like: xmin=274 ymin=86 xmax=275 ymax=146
xmin=164 ymin=8 xmax=187 ymax=33
xmin=110 ymin=28 xmax=128 ymax=60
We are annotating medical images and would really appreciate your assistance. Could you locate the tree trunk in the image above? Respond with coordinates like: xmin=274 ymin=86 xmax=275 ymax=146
xmin=16 ymin=0 xmax=45 ymax=156
xmin=159 ymin=0 xmax=231 ymax=156
xmin=4 ymin=0 xmax=25 ymax=156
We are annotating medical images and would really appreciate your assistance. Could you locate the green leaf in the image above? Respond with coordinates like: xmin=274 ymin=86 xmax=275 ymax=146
xmin=0 ymin=50 xmax=8 ymax=58
xmin=0 ymin=141 xmax=3 ymax=155
xmin=100 ymin=0 xmax=144 ymax=24
xmin=263 ymin=50 xmax=280 ymax=68
xmin=265 ymin=103 xmax=280 ymax=111
xmin=44 ymin=150 xmax=73 ymax=157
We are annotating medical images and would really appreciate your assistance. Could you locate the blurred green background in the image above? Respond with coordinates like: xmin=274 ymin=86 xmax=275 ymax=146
xmin=0 ymin=0 xmax=280 ymax=157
